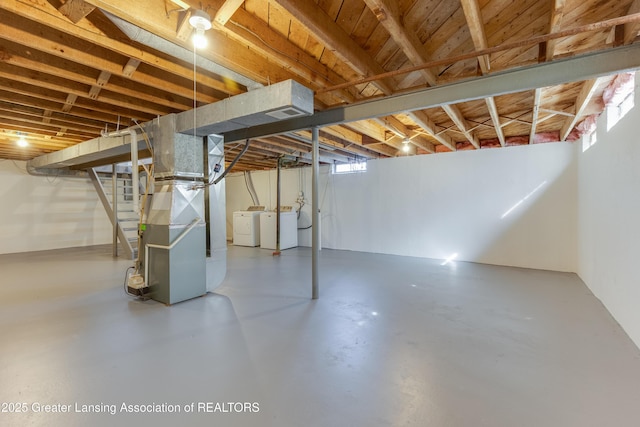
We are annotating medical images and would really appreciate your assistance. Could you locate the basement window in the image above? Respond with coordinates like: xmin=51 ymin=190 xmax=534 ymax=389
xmin=607 ymin=90 xmax=635 ymax=131
xmin=333 ymin=161 xmax=367 ymax=174
xmin=606 ymin=73 xmax=635 ymax=132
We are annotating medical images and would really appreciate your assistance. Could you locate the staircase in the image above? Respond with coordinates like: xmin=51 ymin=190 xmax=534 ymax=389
xmin=89 ymin=166 xmax=144 ymax=260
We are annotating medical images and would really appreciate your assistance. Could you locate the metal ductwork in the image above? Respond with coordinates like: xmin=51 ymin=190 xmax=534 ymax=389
xmin=27 ymin=131 xmax=147 ymax=169
xmin=27 ymin=80 xmax=313 ymax=170
xmin=103 ymin=11 xmax=263 ymax=91
xmin=140 ymin=113 xmax=207 ymax=304
xmin=176 ymin=80 xmax=314 ymax=136
xmin=28 ymin=80 xmax=314 ymax=305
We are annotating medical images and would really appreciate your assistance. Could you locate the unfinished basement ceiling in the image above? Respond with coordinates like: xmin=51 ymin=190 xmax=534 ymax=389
xmin=1 ymin=0 xmax=639 ymax=171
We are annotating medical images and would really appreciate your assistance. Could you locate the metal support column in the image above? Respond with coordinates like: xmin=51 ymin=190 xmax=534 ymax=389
xmin=112 ymin=163 xmax=118 ymax=257
xmin=311 ymin=127 xmax=319 ymax=299
xmin=274 ymin=156 xmax=281 ymax=256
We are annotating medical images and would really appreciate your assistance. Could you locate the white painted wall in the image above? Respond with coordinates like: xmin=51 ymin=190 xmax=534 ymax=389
xmin=226 ymin=141 xmax=577 ymax=272
xmin=0 ymin=161 xmax=111 ymax=254
xmin=577 ymin=75 xmax=640 ymax=349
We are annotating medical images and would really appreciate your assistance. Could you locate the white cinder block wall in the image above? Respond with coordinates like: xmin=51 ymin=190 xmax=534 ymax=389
xmin=577 ymin=74 xmax=640 ymax=349
xmin=0 ymin=161 xmax=111 ymax=254
xmin=226 ymin=140 xmax=578 ymax=272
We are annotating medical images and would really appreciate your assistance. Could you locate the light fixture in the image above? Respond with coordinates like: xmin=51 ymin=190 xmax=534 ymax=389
xmin=402 ymin=137 xmax=410 ymax=152
xmin=16 ymin=134 xmax=28 ymax=147
xmin=189 ymin=9 xmax=212 ymax=49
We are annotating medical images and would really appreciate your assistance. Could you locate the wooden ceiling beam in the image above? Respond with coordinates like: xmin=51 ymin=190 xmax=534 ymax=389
xmin=529 ymin=88 xmax=542 ymax=144
xmin=58 ymin=0 xmax=96 ymax=24
xmin=407 ymin=111 xmax=456 ymax=151
xmin=0 ymin=36 xmax=218 ymax=111
xmin=0 ymin=135 xmax=73 ymax=150
xmin=82 ymin=0 xmax=290 ymax=87
xmin=460 ymin=0 xmax=504 ymax=147
xmin=544 ymin=0 xmax=566 ymax=62
xmin=373 ymin=116 xmax=408 ymax=140
xmin=374 ymin=115 xmax=435 ymax=153
xmin=210 ymin=1 xmax=358 ymax=105
xmin=560 ymin=78 xmax=602 ymax=141
xmin=318 ymin=12 xmax=640 ymax=96
xmin=0 ymin=0 xmax=238 ymax=96
xmin=0 ymin=82 xmax=149 ymax=125
xmin=485 ymin=97 xmax=506 ymax=147
xmin=0 ymin=63 xmax=173 ymax=117
xmin=625 ymin=0 xmax=640 ymax=44
xmin=253 ymin=137 xmax=352 ymax=163
xmin=460 ymin=0 xmax=490 ymax=73
xmin=0 ymin=21 xmax=217 ymax=108
xmin=0 ymin=116 xmax=92 ymax=140
xmin=344 ymin=120 xmax=388 ymax=142
xmin=0 ymin=104 xmax=106 ymax=132
xmin=442 ymin=105 xmax=479 ymax=149
xmin=297 ymin=129 xmax=391 ymax=158
xmin=0 ymin=41 xmax=211 ymax=109
xmin=214 ymin=0 xmax=245 ymax=26
xmin=364 ymin=0 xmax=479 ymax=148
xmin=62 ymin=94 xmax=78 ymax=114
xmin=274 ymin=0 xmax=394 ymax=95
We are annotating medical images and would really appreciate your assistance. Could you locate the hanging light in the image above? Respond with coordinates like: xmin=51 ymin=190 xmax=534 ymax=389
xmin=402 ymin=138 xmax=410 ymax=153
xmin=16 ymin=134 xmax=28 ymax=147
xmin=189 ymin=9 xmax=212 ymax=49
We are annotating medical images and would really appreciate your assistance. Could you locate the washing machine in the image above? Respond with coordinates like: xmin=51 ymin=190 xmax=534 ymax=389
xmin=260 ymin=211 xmax=298 ymax=250
xmin=233 ymin=206 xmax=264 ymax=246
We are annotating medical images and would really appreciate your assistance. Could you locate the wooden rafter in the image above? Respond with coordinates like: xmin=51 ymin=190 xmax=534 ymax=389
xmin=560 ymin=78 xmax=603 ymax=141
xmin=275 ymin=0 xmax=394 ymax=95
xmin=1 ymin=0 xmax=240 ymax=97
xmin=317 ymin=12 xmax=640 ymax=95
xmin=0 ymin=0 xmax=635 ymax=167
xmin=214 ymin=0 xmax=245 ymax=26
xmin=625 ymin=0 xmax=640 ymax=44
xmin=362 ymin=0 xmax=477 ymax=148
xmin=81 ymin=0 xmax=288 ymax=86
xmin=460 ymin=0 xmax=504 ymax=147
xmin=460 ymin=0 xmax=490 ymax=73
xmin=210 ymin=2 xmax=357 ymax=104
xmin=529 ymin=88 xmax=542 ymax=144
xmin=407 ymin=112 xmax=456 ymax=151
xmin=544 ymin=0 xmax=566 ymax=62
xmin=485 ymin=98 xmax=506 ymax=147
xmin=58 ymin=0 xmax=96 ymax=24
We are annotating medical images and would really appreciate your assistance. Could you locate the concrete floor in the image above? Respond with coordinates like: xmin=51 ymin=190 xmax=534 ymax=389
xmin=1 ymin=245 xmax=640 ymax=427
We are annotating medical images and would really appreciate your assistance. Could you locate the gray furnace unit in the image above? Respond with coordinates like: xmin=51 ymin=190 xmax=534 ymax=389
xmin=138 ymin=80 xmax=314 ymax=305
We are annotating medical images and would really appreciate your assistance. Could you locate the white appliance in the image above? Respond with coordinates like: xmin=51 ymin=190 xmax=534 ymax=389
xmin=260 ymin=211 xmax=298 ymax=250
xmin=233 ymin=206 xmax=265 ymax=247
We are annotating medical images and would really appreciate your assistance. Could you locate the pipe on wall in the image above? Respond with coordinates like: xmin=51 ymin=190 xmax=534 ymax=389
xmin=103 ymin=129 xmax=140 ymax=214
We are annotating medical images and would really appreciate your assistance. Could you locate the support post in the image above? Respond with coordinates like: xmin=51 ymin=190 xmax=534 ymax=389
xmin=112 ymin=163 xmax=118 ymax=257
xmin=312 ymin=127 xmax=319 ymax=299
xmin=274 ymin=156 xmax=282 ymax=256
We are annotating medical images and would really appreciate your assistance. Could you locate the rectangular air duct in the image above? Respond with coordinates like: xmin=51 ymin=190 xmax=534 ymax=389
xmin=176 ymin=80 xmax=313 ymax=137
xmin=27 ymin=80 xmax=314 ymax=170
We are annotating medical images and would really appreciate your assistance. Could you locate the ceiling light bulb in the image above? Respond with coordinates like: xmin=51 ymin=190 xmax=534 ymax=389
xmin=189 ymin=9 xmax=212 ymax=50
xmin=402 ymin=144 xmax=410 ymax=153
xmin=192 ymin=28 xmax=208 ymax=49
xmin=189 ymin=9 xmax=212 ymax=31
xmin=17 ymin=137 xmax=28 ymax=147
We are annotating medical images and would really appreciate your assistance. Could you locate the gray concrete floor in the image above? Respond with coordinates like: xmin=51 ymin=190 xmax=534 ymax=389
xmin=1 ymin=245 xmax=640 ymax=427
